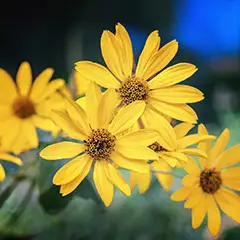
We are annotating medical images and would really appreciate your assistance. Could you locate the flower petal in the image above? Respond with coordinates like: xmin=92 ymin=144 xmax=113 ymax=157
xmin=182 ymin=173 xmax=199 ymax=187
xmin=53 ymin=154 xmax=92 ymax=185
xmin=0 ymin=153 xmax=22 ymax=166
xmin=93 ymin=160 xmax=114 ymax=207
xmin=171 ymin=187 xmax=191 ymax=202
xmin=141 ymin=40 xmax=178 ymax=81
xmin=0 ymin=164 xmax=6 ymax=182
xmin=108 ymin=101 xmax=146 ymax=135
xmin=148 ymin=98 xmax=198 ymax=123
xmin=74 ymin=71 xmax=90 ymax=96
xmin=23 ymin=119 xmax=39 ymax=149
xmin=0 ymin=105 xmax=13 ymax=121
xmin=180 ymin=148 xmax=208 ymax=159
xmin=183 ymin=156 xmax=201 ymax=174
xmin=148 ymin=63 xmax=198 ymax=89
xmin=40 ymin=142 xmax=84 ymax=160
xmin=184 ymin=186 xmax=204 ymax=208
xmin=129 ymin=171 xmax=151 ymax=194
xmin=16 ymin=62 xmax=32 ymax=96
xmin=75 ymin=61 xmax=120 ymax=88
xmin=221 ymin=167 xmax=240 ymax=191
xmin=174 ymin=123 xmax=194 ymax=139
xmin=135 ymin=30 xmax=160 ymax=78
xmin=32 ymin=115 xmax=58 ymax=132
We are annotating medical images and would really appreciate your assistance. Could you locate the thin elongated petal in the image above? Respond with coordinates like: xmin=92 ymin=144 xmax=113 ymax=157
xmin=16 ymin=62 xmax=32 ymax=96
xmin=149 ymin=63 xmax=198 ymax=89
xmin=0 ymin=164 xmax=6 ymax=182
xmin=182 ymin=173 xmax=199 ymax=187
xmin=180 ymin=148 xmax=208 ymax=159
xmin=60 ymin=162 xmax=92 ymax=196
xmin=158 ymin=152 xmax=178 ymax=167
xmin=40 ymin=142 xmax=84 ymax=160
xmin=142 ymin=40 xmax=178 ymax=81
xmin=0 ymin=153 xmax=22 ymax=166
xmin=136 ymin=31 xmax=160 ymax=78
xmin=152 ymin=161 xmax=173 ymax=191
xmin=75 ymin=61 xmax=120 ymax=88
xmin=74 ymin=71 xmax=90 ymax=96
xmin=174 ymin=123 xmax=194 ymax=139
xmin=98 ymin=89 xmax=120 ymax=128
xmin=222 ymin=179 xmax=240 ymax=191
xmin=183 ymin=157 xmax=200 ymax=174
xmin=0 ymin=105 xmax=13 ymax=120
xmin=171 ymin=187 xmax=191 ymax=202
xmin=185 ymin=186 xmax=203 ymax=208
xmin=129 ymin=171 xmax=151 ymax=194
xmin=0 ymin=69 xmax=18 ymax=103
xmin=149 ymin=98 xmax=198 ymax=123
xmin=111 ymin=151 xmax=149 ymax=173
xmin=214 ymin=187 xmax=240 ymax=224
xmin=30 ymin=68 xmax=54 ymax=99
xmin=149 ymin=85 xmax=204 ymax=104
xmin=53 ymin=154 xmax=92 ymax=185
xmin=32 ymin=115 xmax=58 ymax=132
xmin=108 ymin=101 xmax=146 ymax=135
xmin=22 ymin=119 xmax=39 ymax=149
xmin=93 ymin=161 xmax=114 ymax=207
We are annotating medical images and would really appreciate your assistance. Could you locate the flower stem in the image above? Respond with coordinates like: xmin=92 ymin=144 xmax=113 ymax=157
xmin=151 ymin=169 xmax=184 ymax=178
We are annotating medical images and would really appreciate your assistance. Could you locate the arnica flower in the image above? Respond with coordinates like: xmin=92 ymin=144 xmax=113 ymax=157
xmin=0 ymin=146 xmax=22 ymax=182
xmin=171 ymin=124 xmax=240 ymax=236
xmin=129 ymin=122 xmax=215 ymax=194
xmin=75 ymin=23 xmax=204 ymax=125
xmin=40 ymin=82 xmax=159 ymax=207
xmin=0 ymin=62 xmax=67 ymax=153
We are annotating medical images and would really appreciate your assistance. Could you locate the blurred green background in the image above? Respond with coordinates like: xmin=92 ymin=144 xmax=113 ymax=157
xmin=0 ymin=0 xmax=240 ymax=239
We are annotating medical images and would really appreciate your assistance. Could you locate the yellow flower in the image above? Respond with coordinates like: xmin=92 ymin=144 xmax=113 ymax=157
xmin=171 ymin=124 xmax=240 ymax=236
xmin=0 ymin=146 xmax=22 ymax=182
xmin=75 ymin=23 xmax=203 ymax=125
xmin=73 ymin=71 xmax=90 ymax=97
xmin=40 ymin=82 xmax=159 ymax=206
xmin=0 ymin=62 xmax=67 ymax=153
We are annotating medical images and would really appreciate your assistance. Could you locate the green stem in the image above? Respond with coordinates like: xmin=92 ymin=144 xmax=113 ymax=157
xmin=151 ymin=169 xmax=184 ymax=178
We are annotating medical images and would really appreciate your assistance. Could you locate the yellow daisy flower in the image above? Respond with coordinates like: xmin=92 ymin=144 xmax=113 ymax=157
xmin=75 ymin=23 xmax=203 ymax=125
xmin=40 ymin=82 xmax=159 ymax=206
xmin=0 ymin=62 xmax=67 ymax=153
xmin=171 ymin=124 xmax=240 ymax=236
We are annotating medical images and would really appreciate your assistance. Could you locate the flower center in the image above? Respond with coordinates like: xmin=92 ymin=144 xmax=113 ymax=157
xmin=118 ymin=76 xmax=149 ymax=105
xmin=84 ymin=129 xmax=116 ymax=160
xmin=13 ymin=97 xmax=36 ymax=119
xmin=200 ymin=168 xmax=222 ymax=194
xmin=148 ymin=142 xmax=166 ymax=152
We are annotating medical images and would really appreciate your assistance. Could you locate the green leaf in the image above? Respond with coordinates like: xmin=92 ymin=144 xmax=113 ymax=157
xmin=38 ymin=185 xmax=73 ymax=215
xmin=0 ymin=181 xmax=18 ymax=209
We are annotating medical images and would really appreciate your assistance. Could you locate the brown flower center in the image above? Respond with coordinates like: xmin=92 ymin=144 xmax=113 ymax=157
xmin=84 ymin=129 xmax=116 ymax=160
xmin=118 ymin=76 xmax=149 ymax=105
xmin=148 ymin=142 xmax=167 ymax=153
xmin=13 ymin=97 xmax=36 ymax=119
xmin=200 ymin=168 xmax=222 ymax=194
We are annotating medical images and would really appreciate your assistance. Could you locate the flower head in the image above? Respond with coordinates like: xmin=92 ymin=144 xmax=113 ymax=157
xmin=75 ymin=23 xmax=204 ymax=125
xmin=171 ymin=124 xmax=240 ymax=236
xmin=0 ymin=62 xmax=67 ymax=153
xmin=40 ymin=82 xmax=159 ymax=206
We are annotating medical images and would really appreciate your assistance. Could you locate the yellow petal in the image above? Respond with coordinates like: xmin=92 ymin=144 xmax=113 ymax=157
xmin=148 ymin=63 xmax=198 ymax=89
xmin=207 ymin=194 xmax=221 ymax=237
xmin=60 ymin=163 xmax=92 ymax=197
xmin=209 ymin=128 xmax=230 ymax=168
xmin=129 ymin=171 xmax=151 ymax=194
xmin=180 ymin=148 xmax=208 ymax=159
xmin=221 ymin=167 xmax=240 ymax=190
xmin=191 ymin=193 xmax=207 ymax=229
xmin=93 ymin=161 xmax=114 ymax=207
xmin=23 ymin=119 xmax=39 ymax=149
xmin=111 ymin=151 xmax=149 ymax=173
xmin=170 ymin=187 xmax=191 ymax=202
xmin=40 ymin=142 xmax=84 ymax=160
xmin=53 ymin=154 xmax=92 ymax=185
xmin=105 ymin=162 xmax=131 ymax=196
xmin=115 ymin=23 xmax=133 ymax=77
xmin=149 ymin=85 xmax=204 ymax=104
xmin=135 ymin=30 xmax=160 ymax=78
xmin=182 ymin=173 xmax=199 ymax=187
xmin=142 ymin=40 xmax=178 ymax=81
xmin=101 ymin=30 xmax=125 ymax=80
xmin=0 ymin=68 xmax=18 ymax=103
xmin=152 ymin=161 xmax=174 ymax=192
xmin=116 ymin=129 xmax=159 ymax=146
xmin=174 ymin=123 xmax=194 ymax=139
xmin=115 ymin=145 xmax=158 ymax=160
xmin=30 ymin=68 xmax=54 ymax=99
xmin=32 ymin=115 xmax=58 ymax=132
xmin=214 ymin=187 xmax=240 ymax=223
xmin=98 ymin=89 xmax=120 ymax=128
xmin=74 ymin=71 xmax=90 ymax=97
xmin=158 ymin=152 xmax=178 ymax=167
xmin=86 ymin=81 xmax=102 ymax=129
xmin=222 ymin=179 xmax=240 ymax=191
xmin=183 ymin=156 xmax=200 ymax=174
xmin=0 ymin=153 xmax=22 ymax=166
xmin=0 ymin=105 xmax=13 ymax=121
xmin=0 ymin=164 xmax=6 ymax=182
xmin=216 ymin=144 xmax=240 ymax=169
xmin=51 ymin=110 xmax=86 ymax=140
xmin=108 ymin=101 xmax=145 ymax=135
xmin=16 ymin=62 xmax=32 ymax=96
xmin=75 ymin=61 xmax=120 ymax=88
xmin=148 ymin=98 xmax=198 ymax=123
xmin=184 ymin=186 xmax=204 ymax=208
xmin=141 ymin=107 xmax=177 ymax=151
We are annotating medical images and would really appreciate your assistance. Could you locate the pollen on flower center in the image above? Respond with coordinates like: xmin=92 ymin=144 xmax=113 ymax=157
xmin=200 ymin=168 xmax=222 ymax=194
xmin=148 ymin=142 xmax=167 ymax=152
xmin=13 ymin=97 xmax=36 ymax=119
xmin=84 ymin=129 xmax=116 ymax=160
xmin=118 ymin=76 xmax=149 ymax=105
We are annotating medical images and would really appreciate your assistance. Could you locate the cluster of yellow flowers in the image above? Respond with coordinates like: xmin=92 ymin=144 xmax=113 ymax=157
xmin=0 ymin=23 xmax=240 ymax=236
